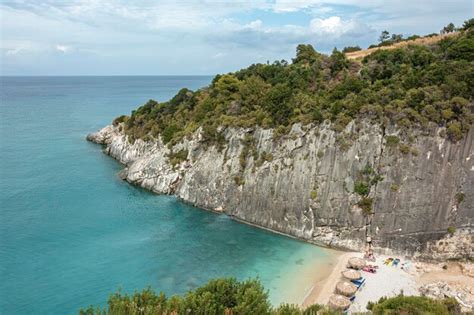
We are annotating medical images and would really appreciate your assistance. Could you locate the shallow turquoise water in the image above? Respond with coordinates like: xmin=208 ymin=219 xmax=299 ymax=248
xmin=0 ymin=76 xmax=330 ymax=314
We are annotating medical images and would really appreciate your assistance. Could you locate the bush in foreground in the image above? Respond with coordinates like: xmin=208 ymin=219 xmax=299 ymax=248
xmin=79 ymin=278 xmax=462 ymax=315
xmin=367 ymin=295 xmax=460 ymax=315
xmin=79 ymin=278 xmax=331 ymax=315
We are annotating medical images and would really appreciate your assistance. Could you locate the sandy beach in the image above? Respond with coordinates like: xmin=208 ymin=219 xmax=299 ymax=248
xmin=347 ymin=255 xmax=419 ymax=312
xmin=302 ymin=251 xmax=355 ymax=308
xmin=302 ymin=251 xmax=474 ymax=313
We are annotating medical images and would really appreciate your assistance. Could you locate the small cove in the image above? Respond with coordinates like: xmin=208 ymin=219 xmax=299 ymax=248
xmin=0 ymin=76 xmax=336 ymax=314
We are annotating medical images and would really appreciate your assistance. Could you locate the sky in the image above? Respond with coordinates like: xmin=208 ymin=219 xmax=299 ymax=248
xmin=0 ymin=0 xmax=472 ymax=75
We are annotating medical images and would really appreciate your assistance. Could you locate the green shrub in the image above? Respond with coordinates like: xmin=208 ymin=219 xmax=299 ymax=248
xmin=162 ymin=124 xmax=179 ymax=144
xmin=112 ymin=115 xmax=128 ymax=126
xmin=310 ymin=190 xmax=318 ymax=200
xmin=239 ymin=151 xmax=248 ymax=170
xmin=447 ymin=226 xmax=456 ymax=235
xmin=81 ymin=278 xmax=455 ymax=315
xmin=273 ymin=304 xmax=301 ymax=315
xmin=385 ymin=135 xmax=400 ymax=146
xmin=441 ymin=297 xmax=461 ymax=314
xmin=79 ymin=278 xmax=273 ymax=315
xmin=399 ymin=144 xmax=411 ymax=155
xmin=369 ymin=295 xmax=455 ymax=315
xmin=391 ymin=184 xmax=399 ymax=192
xmin=256 ymin=151 xmax=273 ymax=167
xmin=234 ymin=176 xmax=245 ymax=186
xmin=302 ymin=304 xmax=325 ymax=315
xmin=361 ymin=163 xmax=374 ymax=176
xmin=455 ymin=192 xmax=465 ymax=204
xmin=354 ymin=181 xmax=369 ymax=196
xmin=271 ymin=303 xmax=332 ymax=315
xmin=370 ymin=174 xmax=384 ymax=185
xmin=273 ymin=125 xmax=290 ymax=140
xmin=447 ymin=122 xmax=463 ymax=141
xmin=358 ymin=197 xmax=373 ymax=215
xmin=167 ymin=149 xmax=188 ymax=168
xmin=79 ymin=278 xmax=331 ymax=315
xmin=238 ymin=134 xmax=257 ymax=170
xmin=342 ymin=46 xmax=361 ymax=53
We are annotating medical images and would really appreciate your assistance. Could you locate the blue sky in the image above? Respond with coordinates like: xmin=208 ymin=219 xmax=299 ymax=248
xmin=1 ymin=0 xmax=472 ymax=75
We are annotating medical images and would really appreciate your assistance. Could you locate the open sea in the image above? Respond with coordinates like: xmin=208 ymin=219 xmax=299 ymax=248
xmin=0 ymin=76 xmax=332 ymax=314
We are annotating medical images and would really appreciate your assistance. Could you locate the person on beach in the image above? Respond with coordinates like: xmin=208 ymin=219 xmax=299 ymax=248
xmin=364 ymin=236 xmax=376 ymax=262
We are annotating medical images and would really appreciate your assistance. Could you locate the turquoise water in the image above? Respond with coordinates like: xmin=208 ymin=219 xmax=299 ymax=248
xmin=0 ymin=76 xmax=330 ymax=314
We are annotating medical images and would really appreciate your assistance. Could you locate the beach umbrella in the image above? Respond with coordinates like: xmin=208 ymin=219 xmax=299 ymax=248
xmin=328 ymin=294 xmax=351 ymax=310
xmin=342 ymin=269 xmax=361 ymax=280
xmin=348 ymin=257 xmax=366 ymax=270
xmin=336 ymin=281 xmax=357 ymax=297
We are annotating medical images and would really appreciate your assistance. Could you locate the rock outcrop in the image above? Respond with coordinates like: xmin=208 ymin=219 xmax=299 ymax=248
xmin=419 ymin=281 xmax=473 ymax=312
xmin=87 ymin=121 xmax=473 ymax=259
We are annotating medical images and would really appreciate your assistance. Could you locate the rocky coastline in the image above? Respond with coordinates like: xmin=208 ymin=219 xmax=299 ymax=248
xmin=87 ymin=121 xmax=473 ymax=260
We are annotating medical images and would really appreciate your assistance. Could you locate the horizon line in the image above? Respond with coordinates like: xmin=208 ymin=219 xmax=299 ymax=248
xmin=0 ymin=74 xmax=217 ymax=77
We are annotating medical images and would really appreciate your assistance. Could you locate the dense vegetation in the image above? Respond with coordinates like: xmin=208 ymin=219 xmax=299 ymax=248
xmin=79 ymin=278 xmax=462 ymax=315
xmin=367 ymin=295 xmax=460 ymax=315
xmin=119 ymin=22 xmax=473 ymax=147
xmin=78 ymin=278 xmax=336 ymax=315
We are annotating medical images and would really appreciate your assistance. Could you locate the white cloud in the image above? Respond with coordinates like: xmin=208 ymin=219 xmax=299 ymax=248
xmin=309 ymin=16 xmax=365 ymax=37
xmin=56 ymin=45 xmax=73 ymax=53
xmin=5 ymin=47 xmax=25 ymax=56
xmin=310 ymin=16 xmax=344 ymax=34
xmin=246 ymin=19 xmax=263 ymax=30
xmin=211 ymin=16 xmax=374 ymax=52
xmin=1 ymin=40 xmax=50 ymax=57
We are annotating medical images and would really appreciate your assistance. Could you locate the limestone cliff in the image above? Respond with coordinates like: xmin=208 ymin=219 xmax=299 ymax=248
xmin=87 ymin=121 xmax=473 ymax=260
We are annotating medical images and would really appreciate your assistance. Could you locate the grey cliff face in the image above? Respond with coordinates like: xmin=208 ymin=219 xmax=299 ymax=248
xmin=87 ymin=121 xmax=473 ymax=260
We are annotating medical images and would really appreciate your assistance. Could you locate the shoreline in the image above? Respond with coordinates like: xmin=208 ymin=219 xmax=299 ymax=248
xmin=229 ymin=215 xmax=352 ymax=252
xmin=302 ymin=251 xmax=354 ymax=307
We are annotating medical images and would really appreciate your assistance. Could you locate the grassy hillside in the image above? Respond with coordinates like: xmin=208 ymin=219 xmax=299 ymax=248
xmin=345 ymin=32 xmax=459 ymax=60
xmin=118 ymin=24 xmax=473 ymax=147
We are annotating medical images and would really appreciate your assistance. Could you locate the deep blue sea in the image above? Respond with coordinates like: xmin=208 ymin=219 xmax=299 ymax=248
xmin=0 ymin=76 xmax=331 ymax=314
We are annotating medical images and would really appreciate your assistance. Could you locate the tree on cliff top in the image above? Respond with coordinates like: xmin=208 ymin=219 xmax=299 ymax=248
xmin=292 ymin=44 xmax=320 ymax=65
xmin=442 ymin=22 xmax=456 ymax=34
xmin=379 ymin=30 xmax=390 ymax=43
